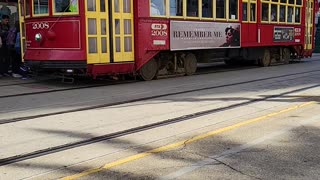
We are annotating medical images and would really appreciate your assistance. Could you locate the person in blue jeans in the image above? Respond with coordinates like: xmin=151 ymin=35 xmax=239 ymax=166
xmin=8 ymin=21 xmax=23 ymax=78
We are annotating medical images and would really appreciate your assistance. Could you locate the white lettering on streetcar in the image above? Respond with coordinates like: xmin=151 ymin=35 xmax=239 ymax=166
xmin=151 ymin=23 xmax=168 ymax=37
xmin=32 ymin=22 xmax=50 ymax=30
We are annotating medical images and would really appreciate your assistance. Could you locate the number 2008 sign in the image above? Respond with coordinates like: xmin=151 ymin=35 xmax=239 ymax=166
xmin=32 ymin=22 xmax=50 ymax=30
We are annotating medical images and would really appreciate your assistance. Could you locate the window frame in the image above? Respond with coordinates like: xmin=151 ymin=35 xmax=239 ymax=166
xmin=149 ymin=0 xmax=239 ymax=22
xmin=32 ymin=0 xmax=50 ymax=17
xmin=242 ymin=0 xmax=257 ymax=23
xmin=249 ymin=1 xmax=257 ymax=22
xmin=260 ymin=0 xmax=302 ymax=24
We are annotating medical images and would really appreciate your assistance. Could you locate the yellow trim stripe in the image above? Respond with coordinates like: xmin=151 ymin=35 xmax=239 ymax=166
xmin=62 ymin=101 xmax=316 ymax=180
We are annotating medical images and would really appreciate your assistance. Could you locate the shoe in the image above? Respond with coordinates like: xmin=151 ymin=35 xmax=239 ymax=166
xmin=2 ymin=73 xmax=11 ymax=77
xmin=12 ymin=73 xmax=22 ymax=78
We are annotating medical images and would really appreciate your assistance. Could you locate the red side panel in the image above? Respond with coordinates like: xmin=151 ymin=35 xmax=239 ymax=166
xmin=24 ymin=17 xmax=86 ymax=61
xmin=135 ymin=19 xmax=170 ymax=70
xmin=87 ymin=63 xmax=135 ymax=78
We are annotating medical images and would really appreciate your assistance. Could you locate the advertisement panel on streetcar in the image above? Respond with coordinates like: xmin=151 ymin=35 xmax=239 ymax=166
xmin=170 ymin=21 xmax=240 ymax=50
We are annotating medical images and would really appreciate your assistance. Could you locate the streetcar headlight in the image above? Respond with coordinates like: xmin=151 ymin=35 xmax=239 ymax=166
xmin=35 ymin=33 xmax=42 ymax=42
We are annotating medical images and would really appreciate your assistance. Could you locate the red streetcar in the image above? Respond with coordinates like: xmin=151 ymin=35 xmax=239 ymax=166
xmin=20 ymin=0 xmax=317 ymax=80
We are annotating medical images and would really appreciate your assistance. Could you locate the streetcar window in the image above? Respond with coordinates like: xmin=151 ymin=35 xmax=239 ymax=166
xmin=123 ymin=0 xmax=131 ymax=13
xmin=54 ymin=0 xmax=78 ymax=13
xmin=271 ymin=4 xmax=277 ymax=22
xmin=295 ymin=7 xmax=301 ymax=23
xmin=33 ymin=0 xmax=49 ymax=15
xmin=88 ymin=18 xmax=97 ymax=53
xmin=279 ymin=5 xmax=285 ymax=22
xmin=87 ymin=0 xmax=96 ymax=11
xmin=100 ymin=0 xmax=106 ymax=12
xmin=124 ymin=21 xmax=133 ymax=52
xmin=170 ymin=0 xmax=183 ymax=16
xmin=88 ymin=38 xmax=97 ymax=53
xmin=296 ymin=0 xmax=302 ymax=5
xmin=101 ymin=37 xmax=107 ymax=53
xmin=187 ymin=0 xmax=198 ymax=17
xmin=229 ymin=0 xmax=238 ymax=19
xmin=202 ymin=0 xmax=213 ymax=18
xmin=150 ymin=0 xmax=165 ymax=16
xmin=242 ymin=2 xmax=248 ymax=21
xmin=88 ymin=18 xmax=97 ymax=35
xmin=216 ymin=0 xmax=226 ymax=19
xmin=261 ymin=0 xmax=302 ymax=24
xmin=250 ymin=3 xmax=256 ymax=21
xmin=115 ymin=0 xmax=119 ymax=12
xmin=124 ymin=37 xmax=132 ymax=52
xmin=261 ymin=3 xmax=268 ymax=21
xmin=287 ymin=6 xmax=293 ymax=23
xmin=115 ymin=19 xmax=120 ymax=35
xmin=243 ymin=1 xmax=255 ymax=22
xmin=26 ymin=0 xmax=30 ymax=16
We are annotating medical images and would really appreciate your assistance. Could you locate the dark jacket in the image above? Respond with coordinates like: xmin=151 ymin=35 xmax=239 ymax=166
xmin=0 ymin=23 xmax=10 ymax=46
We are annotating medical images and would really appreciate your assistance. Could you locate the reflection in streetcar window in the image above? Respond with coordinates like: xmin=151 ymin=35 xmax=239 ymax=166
xmin=242 ymin=2 xmax=248 ymax=21
xmin=271 ymin=4 xmax=277 ymax=22
xmin=150 ymin=0 xmax=165 ymax=16
xmin=287 ymin=6 xmax=293 ymax=23
xmin=295 ymin=7 xmax=301 ymax=23
xmin=202 ymin=0 xmax=213 ymax=18
xmin=55 ymin=0 xmax=78 ymax=13
xmin=216 ymin=0 xmax=225 ymax=18
xmin=187 ymin=0 xmax=198 ymax=17
xmin=33 ymin=0 xmax=49 ymax=15
xmin=280 ymin=5 xmax=285 ymax=22
xmin=170 ymin=0 xmax=183 ymax=16
xmin=229 ymin=0 xmax=238 ymax=20
xmin=250 ymin=3 xmax=256 ymax=21
xmin=261 ymin=3 xmax=268 ymax=21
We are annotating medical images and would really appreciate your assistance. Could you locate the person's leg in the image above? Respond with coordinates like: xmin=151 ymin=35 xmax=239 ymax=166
xmin=0 ymin=48 xmax=6 ymax=75
xmin=2 ymin=47 xmax=10 ymax=75
xmin=11 ymin=49 xmax=22 ymax=75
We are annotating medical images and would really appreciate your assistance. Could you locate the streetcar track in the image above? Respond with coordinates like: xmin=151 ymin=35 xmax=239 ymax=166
xmin=0 ymin=65 xmax=257 ymax=99
xmin=0 ymin=78 xmax=58 ymax=88
xmin=1 ymin=69 xmax=320 ymax=125
xmin=0 ymin=83 xmax=318 ymax=167
xmin=0 ymin=60 xmax=311 ymax=99
xmin=0 ymin=80 xmax=136 ymax=99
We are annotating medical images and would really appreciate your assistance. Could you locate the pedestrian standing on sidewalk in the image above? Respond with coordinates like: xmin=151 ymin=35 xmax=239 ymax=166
xmin=7 ymin=21 xmax=22 ymax=78
xmin=0 ymin=15 xmax=10 ymax=77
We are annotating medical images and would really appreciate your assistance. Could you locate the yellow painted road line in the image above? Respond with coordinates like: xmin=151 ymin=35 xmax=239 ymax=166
xmin=61 ymin=101 xmax=316 ymax=180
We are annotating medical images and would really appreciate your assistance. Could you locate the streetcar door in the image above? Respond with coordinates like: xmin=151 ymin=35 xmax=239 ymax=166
xmin=305 ymin=0 xmax=314 ymax=50
xmin=85 ymin=0 xmax=110 ymax=64
xmin=111 ymin=0 xmax=134 ymax=63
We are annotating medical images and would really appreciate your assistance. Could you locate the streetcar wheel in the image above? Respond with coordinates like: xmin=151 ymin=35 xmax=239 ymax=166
xmin=283 ymin=48 xmax=291 ymax=64
xmin=184 ymin=53 xmax=197 ymax=76
xmin=259 ymin=48 xmax=271 ymax=67
xmin=139 ymin=58 xmax=158 ymax=81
